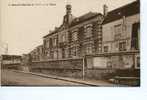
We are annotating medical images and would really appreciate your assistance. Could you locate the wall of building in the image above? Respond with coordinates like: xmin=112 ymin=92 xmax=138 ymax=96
xmin=102 ymin=14 xmax=140 ymax=53
xmin=84 ymin=52 xmax=139 ymax=79
xmin=27 ymin=2 xmax=140 ymax=80
xmin=86 ymin=52 xmax=139 ymax=69
xmin=42 ymin=14 xmax=103 ymax=61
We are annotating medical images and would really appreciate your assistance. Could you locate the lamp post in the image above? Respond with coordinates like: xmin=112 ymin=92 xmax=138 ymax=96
xmin=82 ymin=56 xmax=85 ymax=80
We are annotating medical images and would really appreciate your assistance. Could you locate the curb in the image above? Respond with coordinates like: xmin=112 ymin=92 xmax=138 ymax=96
xmin=12 ymin=70 xmax=100 ymax=86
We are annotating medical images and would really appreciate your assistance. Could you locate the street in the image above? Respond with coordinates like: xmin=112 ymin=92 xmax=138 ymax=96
xmin=1 ymin=69 xmax=87 ymax=86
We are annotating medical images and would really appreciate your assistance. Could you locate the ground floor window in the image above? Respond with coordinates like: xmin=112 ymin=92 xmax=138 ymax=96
xmin=85 ymin=45 xmax=93 ymax=55
xmin=104 ymin=46 xmax=108 ymax=52
xmin=119 ymin=41 xmax=126 ymax=51
xmin=135 ymin=56 xmax=140 ymax=69
xmin=70 ymin=47 xmax=78 ymax=57
xmin=53 ymin=50 xmax=58 ymax=59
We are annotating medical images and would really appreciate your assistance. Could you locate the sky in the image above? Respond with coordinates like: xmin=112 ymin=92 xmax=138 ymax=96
xmin=0 ymin=0 xmax=136 ymax=55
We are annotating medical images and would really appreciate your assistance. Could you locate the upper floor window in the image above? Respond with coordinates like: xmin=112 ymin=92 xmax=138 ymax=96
xmin=49 ymin=38 xmax=52 ymax=48
xmin=52 ymin=36 xmax=58 ymax=46
xmin=44 ymin=39 xmax=50 ymax=48
xmin=131 ymin=22 xmax=140 ymax=50
xmin=71 ymin=31 xmax=78 ymax=41
xmin=84 ymin=24 xmax=93 ymax=38
xmin=60 ymin=34 xmax=66 ymax=43
xmin=114 ymin=24 xmax=122 ymax=40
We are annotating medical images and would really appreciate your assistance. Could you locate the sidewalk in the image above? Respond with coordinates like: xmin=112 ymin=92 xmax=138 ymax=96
xmin=13 ymin=70 xmax=127 ymax=87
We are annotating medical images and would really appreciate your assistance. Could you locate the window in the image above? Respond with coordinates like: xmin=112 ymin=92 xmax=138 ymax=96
xmin=85 ymin=45 xmax=92 ymax=55
xmin=114 ymin=24 xmax=122 ymax=40
xmin=53 ymin=37 xmax=57 ymax=46
xmin=49 ymin=38 xmax=52 ymax=48
xmin=61 ymin=48 xmax=65 ymax=58
xmin=44 ymin=40 xmax=49 ymax=48
xmin=61 ymin=34 xmax=66 ymax=42
xmin=72 ymin=31 xmax=78 ymax=41
xmin=119 ymin=42 xmax=126 ymax=51
xmin=136 ymin=56 xmax=140 ymax=69
xmin=131 ymin=23 xmax=140 ymax=50
xmin=71 ymin=47 xmax=78 ymax=57
xmin=104 ymin=46 xmax=108 ymax=52
xmin=53 ymin=50 xmax=58 ymax=59
xmin=84 ymin=24 xmax=93 ymax=38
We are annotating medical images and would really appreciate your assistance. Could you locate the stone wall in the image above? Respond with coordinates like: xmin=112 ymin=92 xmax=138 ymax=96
xmin=29 ymin=58 xmax=83 ymax=78
xmin=2 ymin=64 xmax=21 ymax=70
xmin=84 ymin=51 xmax=140 ymax=79
xmin=27 ymin=52 xmax=140 ymax=80
xmin=85 ymin=69 xmax=116 ymax=79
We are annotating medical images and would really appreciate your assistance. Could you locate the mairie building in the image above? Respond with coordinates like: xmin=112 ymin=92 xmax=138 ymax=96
xmin=28 ymin=0 xmax=140 ymax=83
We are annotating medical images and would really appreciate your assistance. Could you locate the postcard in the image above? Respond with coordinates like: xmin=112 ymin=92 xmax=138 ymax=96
xmin=0 ymin=0 xmax=140 ymax=87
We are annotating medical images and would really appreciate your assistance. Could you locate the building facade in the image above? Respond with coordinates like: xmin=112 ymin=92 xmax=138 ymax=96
xmin=84 ymin=1 xmax=140 ymax=70
xmin=27 ymin=1 xmax=140 ymax=82
xmin=30 ymin=45 xmax=44 ymax=61
xmin=43 ymin=4 xmax=104 ymax=60
xmin=29 ymin=0 xmax=140 ymax=69
xmin=101 ymin=1 xmax=140 ymax=69
xmin=102 ymin=1 xmax=140 ymax=53
xmin=1 ymin=55 xmax=22 ymax=69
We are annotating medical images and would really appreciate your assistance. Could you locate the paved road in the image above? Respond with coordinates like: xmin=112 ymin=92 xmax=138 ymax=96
xmin=1 ymin=69 xmax=87 ymax=86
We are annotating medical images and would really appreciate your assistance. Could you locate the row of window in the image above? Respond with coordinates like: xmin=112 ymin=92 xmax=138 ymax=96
xmin=43 ymin=44 xmax=94 ymax=59
xmin=44 ymin=23 xmax=96 ymax=48
xmin=104 ymin=22 xmax=140 ymax=52
xmin=103 ymin=41 xmax=127 ymax=53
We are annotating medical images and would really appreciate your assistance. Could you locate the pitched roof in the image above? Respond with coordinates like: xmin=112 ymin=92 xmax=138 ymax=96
xmin=43 ymin=27 xmax=59 ymax=38
xmin=43 ymin=12 xmax=102 ymax=38
xmin=103 ymin=1 xmax=140 ymax=24
xmin=70 ymin=12 xmax=101 ymax=27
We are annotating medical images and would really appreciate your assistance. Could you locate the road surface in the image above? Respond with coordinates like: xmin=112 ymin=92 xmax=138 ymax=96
xmin=1 ymin=69 xmax=87 ymax=86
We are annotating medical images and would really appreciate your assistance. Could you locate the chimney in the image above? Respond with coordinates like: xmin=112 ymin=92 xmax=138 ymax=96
xmin=66 ymin=4 xmax=72 ymax=15
xmin=63 ymin=4 xmax=73 ymax=25
xmin=103 ymin=4 xmax=108 ymax=17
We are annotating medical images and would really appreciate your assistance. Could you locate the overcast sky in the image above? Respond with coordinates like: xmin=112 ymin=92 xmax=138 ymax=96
xmin=0 ymin=0 xmax=136 ymax=55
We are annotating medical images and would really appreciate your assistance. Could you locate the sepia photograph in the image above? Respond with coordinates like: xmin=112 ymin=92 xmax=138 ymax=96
xmin=0 ymin=0 xmax=140 ymax=86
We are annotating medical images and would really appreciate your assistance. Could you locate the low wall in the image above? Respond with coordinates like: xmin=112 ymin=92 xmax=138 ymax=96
xmin=29 ymin=58 xmax=83 ymax=78
xmin=1 ymin=64 xmax=21 ymax=70
xmin=27 ymin=51 xmax=140 ymax=80
xmin=84 ymin=51 xmax=140 ymax=80
xmin=85 ymin=69 xmax=116 ymax=79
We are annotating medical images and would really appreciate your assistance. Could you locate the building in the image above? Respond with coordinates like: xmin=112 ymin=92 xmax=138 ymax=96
xmin=101 ymin=1 xmax=140 ymax=69
xmin=31 ymin=0 xmax=140 ymax=70
xmin=0 ymin=55 xmax=22 ymax=69
xmin=30 ymin=45 xmax=44 ymax=61
xmin=28 ymin=1 xmax=140 ymax=83
xmin=102 ymin=1 xmax=140 ymax=53
xmin=43 ymin=4 xmax=104 ymax=60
